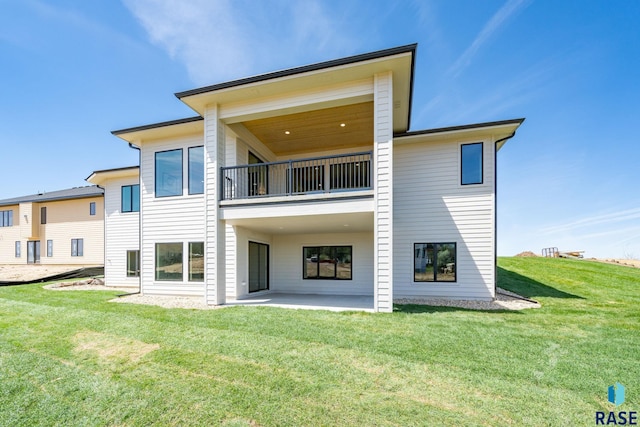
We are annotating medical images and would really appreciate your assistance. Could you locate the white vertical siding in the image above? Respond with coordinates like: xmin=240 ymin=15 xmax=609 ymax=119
xmin=140 ymin=135 xmax=206 ymax=296
xmin=271 ymin=232 xmax=373 ymax=296
xmin=103 ymin=176 xmax=140 ymax=288
xmin=373 ymin=71 xmax=394 ymax=312
xmin=393 ymin=138 xmax=496 ymax=300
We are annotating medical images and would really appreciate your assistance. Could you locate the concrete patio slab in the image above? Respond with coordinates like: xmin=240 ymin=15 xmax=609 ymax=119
xmin=226 ymin=293 xmax=375 ymax=312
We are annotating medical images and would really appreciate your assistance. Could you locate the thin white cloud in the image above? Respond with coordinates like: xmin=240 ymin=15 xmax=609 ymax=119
xmin=449 ymin=0 xmax=531 ymax=77
xmin=540 ymin=207 xmax=640 ymax=235
xmin=122 ymin=0 xmax=359 ymax=86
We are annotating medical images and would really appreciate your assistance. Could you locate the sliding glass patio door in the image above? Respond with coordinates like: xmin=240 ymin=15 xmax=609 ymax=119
xmin=248 ymin=241 xmax=269 ymax=292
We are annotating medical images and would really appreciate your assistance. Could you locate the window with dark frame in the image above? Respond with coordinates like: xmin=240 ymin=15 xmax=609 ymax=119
xmin=155 ymin=243 xmax=183 ymax=281
xmin=71 ymin=239 xmax=84 ymax=257
xmin=90 ymin=202 xmax=96 ymax=216
xmin=41 ymin=207 xmax=47 ymax=224
xmin=188 ymin=146 xmax=204 ymax=195
xmin=121 ymin=185 xmax=140 ymax=212
xmin=0 ymin=210 xmax=13 ymax=227
xmin=303 ymin=246 xmax=352 ymax=280
xmin=414 ymin=243 xmax=456 ymax=282
xmin=155 ymin=149 xmax=183 ymax=197
xmin=47 ymin=240 xmax=53 ymax=257
xmin=188 ymin=242 xmax=204 ymax=281
xmin=127 ymin=250 xmax=140 ymax=277
xmin=461 ymin=142 xmax=483 ymax=185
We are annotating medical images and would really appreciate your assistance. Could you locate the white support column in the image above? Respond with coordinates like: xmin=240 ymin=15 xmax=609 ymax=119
xmin=204 ymin=104 xmax=226 ymax=305
xmin=373 ymin=71 xmax=394 ymax=313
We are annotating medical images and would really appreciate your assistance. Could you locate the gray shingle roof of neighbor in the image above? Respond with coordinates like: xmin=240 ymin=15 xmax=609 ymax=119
xmin=0 ymin=186 xmax=104 ymax=207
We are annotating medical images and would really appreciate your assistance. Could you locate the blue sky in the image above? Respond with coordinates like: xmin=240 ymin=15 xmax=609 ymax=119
xmin=1 ymin=0 xmax=638 ymax=259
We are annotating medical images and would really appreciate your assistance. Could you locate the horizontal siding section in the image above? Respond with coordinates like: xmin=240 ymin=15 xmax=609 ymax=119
xmin=271 ymin=232 xmax=373 ymax=296
xmin=38 ymin=197 xmax=104 ymax=265
xmin=104 ymin=176 xmax=139 ymax=288
xmin=393 ymin=138 xmax=496 ymax=300
xmin=140 ymin=134 xmax=206 ymax=296
xmin=0 ymin=204 xmax=22 ymax=264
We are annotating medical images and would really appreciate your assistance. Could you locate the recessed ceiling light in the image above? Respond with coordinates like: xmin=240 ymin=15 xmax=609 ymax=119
xmin=285 ymin=130 xmax=290 ymax=135
xmin=340 ymin=123 xmax=346 ymax=127
xmin=343 ymin=224 xmax=350 ymax=227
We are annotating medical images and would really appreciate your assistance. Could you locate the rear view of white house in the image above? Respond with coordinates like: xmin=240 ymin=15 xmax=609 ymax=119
xmin=97 ymin=44 xmax=523 ymax=312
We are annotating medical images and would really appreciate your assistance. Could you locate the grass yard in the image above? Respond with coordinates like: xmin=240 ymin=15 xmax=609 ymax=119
xmin=1 ymin=257 xmax=638 ymax=426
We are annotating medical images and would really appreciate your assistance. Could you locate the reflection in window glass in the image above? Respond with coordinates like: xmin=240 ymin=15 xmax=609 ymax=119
xmin=188 ymin=146 xmax=204 ymax=194
xmin=155 ymin=149 xmax=183 ymax=197
xmin=71 ymin=239 xmax=84 ymax=257
xmin=155 ymin=243 xmax=183 ymax=281
xmin=303 ymin=246 xmax=352 ymax=280
xmin=127 ymin=250 xmax=140 ymax=277
xmin=122 ymin=185 xmax=140 ymax=212
xmin=189 ymin=242 xmax=204 ymax=281
xmin=461 ymin=143 xmax=483 ymax=185
xmin=414 ymin=243 xmax=456 ymax=282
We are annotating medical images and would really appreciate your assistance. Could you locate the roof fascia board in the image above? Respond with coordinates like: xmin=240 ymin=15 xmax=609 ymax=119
xmin=176 ymin=44 xmax=417 ymax=99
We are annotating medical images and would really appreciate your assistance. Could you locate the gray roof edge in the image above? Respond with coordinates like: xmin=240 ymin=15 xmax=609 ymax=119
xmin=85 ymin=166 xmax=139 ymax=182
xmin=175 ymin=43 xmax=418 ymax=99
xmin=0 ymin=186 xmax=104 ymax=207
xmin=112 ymin=116 xmax=203 ymax=136
xmin=394 ymin=118 xmax=526 ymax=138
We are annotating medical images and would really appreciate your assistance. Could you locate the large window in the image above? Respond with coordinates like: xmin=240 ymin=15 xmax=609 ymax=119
xmin=15 ymin=241 xmax=20 ymax=258
xmin=155 ymin=149 xmax=183 ymax=197
xmin=155 ymin=243 xmax=183 ymax=281
xmin=414 ymin=243 xmax=456 ymax=282
xmin=47 ymin=240 xmax=53 ymax=257
xmin=71 ymin=239 xmax=84 ymax=257
xmin=121 ymin=185 xmax=140 ymax=212
xmin=127 ymin=250 xmax=140 ymax=278
xmin=40 ymin=207 xmax=47 ymax=224
xmin=461 ymin=142 xmax=483 ymax=185
xmin=188 ymin=146 xmax=204 ymax=195
xmin=89 ymin=202 xmax=96 ymax=216
xmin=303 ymin=246 xmax=352 ymax=280
xmin=188 ymin=242 xmax=204 ymax=282
xmin=0 ymin=210 xmax=13 ymax=227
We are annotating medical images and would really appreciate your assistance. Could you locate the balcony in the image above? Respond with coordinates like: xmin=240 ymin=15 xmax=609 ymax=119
xmin=221 ymin=151 xmax=372 ymax=201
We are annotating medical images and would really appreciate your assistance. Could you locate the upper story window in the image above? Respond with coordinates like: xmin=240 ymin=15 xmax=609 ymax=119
xmin=461 ymin=142 xmax=483 ymax=185
xmin=188 ymin=146 xmax=204 ymax=194
xmin=40 ymin=207 xmax=47 ymax=224
xmin=155 ymin=149 xmax=183 ymax=197
xmin=0 ymin=210 xmax=13 ymax=227
xmin=122 ymin=184 xmax=140 ymax=212
xmin=90 ymin=202 xmax=96 ymax=216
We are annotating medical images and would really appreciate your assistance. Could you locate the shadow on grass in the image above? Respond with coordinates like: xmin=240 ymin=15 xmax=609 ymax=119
xmin=393 ymin=304 xmax=523 ymax=314
xmin=498 ymin=267 xmax=584 ymax=299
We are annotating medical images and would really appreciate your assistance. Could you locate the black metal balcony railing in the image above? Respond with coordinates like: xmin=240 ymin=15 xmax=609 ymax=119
xmin=221 ymin=151 xmax=372 ymax=201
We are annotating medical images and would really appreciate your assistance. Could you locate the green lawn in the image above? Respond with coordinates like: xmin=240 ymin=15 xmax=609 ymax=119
xmin=1 ymin=257 xmax=638 ymax=426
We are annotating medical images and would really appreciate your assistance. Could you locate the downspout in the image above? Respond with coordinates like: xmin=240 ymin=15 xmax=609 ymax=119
xmin=118 ymin=142 xmax=142 ymax=297
xmin=493 ymin=131 xmax=516 ymax=299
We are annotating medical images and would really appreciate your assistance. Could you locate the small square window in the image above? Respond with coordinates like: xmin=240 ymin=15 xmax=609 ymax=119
xmin=414 ymin=243 xmax=456 ymax=282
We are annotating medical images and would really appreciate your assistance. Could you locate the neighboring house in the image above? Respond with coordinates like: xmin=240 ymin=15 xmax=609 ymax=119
xmin=86 ymin=166 xmax=140 ymax=289
xmin=106 ymin=44 xmax=523 ymax=312
xmin=0 ymin=186 xmax=104 ymax=265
